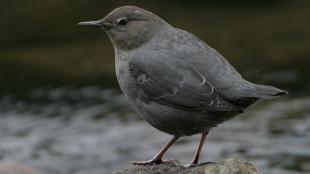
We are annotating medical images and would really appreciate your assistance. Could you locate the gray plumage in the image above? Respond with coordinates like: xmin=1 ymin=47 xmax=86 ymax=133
xmin=79 ymin=6 xmax=287 ymax=136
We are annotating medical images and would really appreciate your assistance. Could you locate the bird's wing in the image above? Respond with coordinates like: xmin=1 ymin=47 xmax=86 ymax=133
xmin=129 ymin=49 xmax=242 ymax=112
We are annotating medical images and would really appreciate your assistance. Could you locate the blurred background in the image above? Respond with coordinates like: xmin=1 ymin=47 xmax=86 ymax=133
xmin=0 ymin=0 xmax=309 ymax=174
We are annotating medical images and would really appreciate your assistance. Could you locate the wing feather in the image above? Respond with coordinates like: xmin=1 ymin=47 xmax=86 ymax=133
xmin=129 ymin=49 xmax=242 ymax=112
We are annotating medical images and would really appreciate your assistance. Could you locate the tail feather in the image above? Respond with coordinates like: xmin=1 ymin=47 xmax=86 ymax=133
xmin=228 ymin=81 xmax=288 ymax=109
xmin=252 ymin=84 xmax=288 ymax=99
xmin=230 ymin=82 xmax=288 ymax=108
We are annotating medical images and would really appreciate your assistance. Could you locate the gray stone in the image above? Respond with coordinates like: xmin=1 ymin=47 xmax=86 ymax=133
xmin=113 ymin=158 xmax=262 ymax=174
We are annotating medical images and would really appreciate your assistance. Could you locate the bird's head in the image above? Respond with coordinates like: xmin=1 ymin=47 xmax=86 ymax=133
xmin=78 ymin=6 xmax=170 ymax=51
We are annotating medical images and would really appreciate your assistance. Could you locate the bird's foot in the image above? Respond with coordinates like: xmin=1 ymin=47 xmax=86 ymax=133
xmin=184 ymin=161 xmax=215 ymax=168
xmin=130 ymin=158 xmax=175 ymax=165
xmin=184 ymin=163 xmax=197 ymax=168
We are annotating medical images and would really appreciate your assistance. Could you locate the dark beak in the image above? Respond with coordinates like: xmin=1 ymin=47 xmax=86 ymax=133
xmin=78 ymin=20 xmax=113 ymax=29
xmin=78 ymin=20 xmax=102 ymax=27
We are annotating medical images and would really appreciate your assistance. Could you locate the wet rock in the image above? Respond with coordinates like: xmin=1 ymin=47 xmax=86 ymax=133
xmin=0 ymin=161 xmax=41 ymax=174
xmin=113 ymin=158 xmax=262 ymax=174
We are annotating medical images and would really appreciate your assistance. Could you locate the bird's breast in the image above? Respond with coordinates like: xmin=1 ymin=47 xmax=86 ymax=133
xmin=115 ymin=55 xmax=141 ymax=101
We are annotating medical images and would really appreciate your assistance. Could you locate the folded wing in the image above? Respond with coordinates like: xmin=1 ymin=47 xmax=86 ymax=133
xmin=129 ymin=49 xmax=242 ymax=113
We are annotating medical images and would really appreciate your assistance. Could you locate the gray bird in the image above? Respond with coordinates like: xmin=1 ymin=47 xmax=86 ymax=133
xmin=78 ymin=6 xmax=287 ymax=167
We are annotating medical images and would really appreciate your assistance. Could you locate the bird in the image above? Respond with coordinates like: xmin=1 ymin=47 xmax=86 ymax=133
xmin=78 ymin=6 xmax=288 ymax=167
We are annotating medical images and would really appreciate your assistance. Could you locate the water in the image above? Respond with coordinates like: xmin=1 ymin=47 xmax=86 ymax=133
xmin=0 ymin=86 xmax=308 ymax=174
xmin=1 ymin=0 xmax=309 ymax=173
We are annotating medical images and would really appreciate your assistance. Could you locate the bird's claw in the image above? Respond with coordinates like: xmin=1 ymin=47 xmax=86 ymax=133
xmin=130 ymin=159 xmax=162 ymax=165
xmin=184 ymin=163 xmax=197 ymax=168
xmin=185 ymin=161 xmax=215 ymax=168
xmin=130 ymin=159 xmax=175 ymax=165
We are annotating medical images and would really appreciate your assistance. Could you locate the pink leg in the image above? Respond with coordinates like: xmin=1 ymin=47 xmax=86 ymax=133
xmin=186 ymin=132 xmax=209 ymax=167
xmin=131 ymin=136 xmax=179 ymax=165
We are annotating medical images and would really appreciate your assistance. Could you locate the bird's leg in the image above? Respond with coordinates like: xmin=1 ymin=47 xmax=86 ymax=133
xmin=185 ymin=131 xmax=209 ymax=168
xmin=131 ymin=136 xmax=179 ymax=165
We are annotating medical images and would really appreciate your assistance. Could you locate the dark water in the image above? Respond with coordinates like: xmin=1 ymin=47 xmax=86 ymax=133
xmin=0 ymin=86 xmax=309 ymax=174
xmin=0 ymin=1 xmax=309 ymax=174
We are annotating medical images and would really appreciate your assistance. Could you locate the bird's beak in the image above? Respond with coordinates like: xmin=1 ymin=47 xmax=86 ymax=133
xmin=78 ymin=20 xmax=113 ymax=29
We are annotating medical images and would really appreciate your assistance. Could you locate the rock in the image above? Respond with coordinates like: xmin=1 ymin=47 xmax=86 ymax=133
xmin=113 ymin=158 xmax=262 ymax=174
xmin=0 ymin=161 xmax=41 ymax=174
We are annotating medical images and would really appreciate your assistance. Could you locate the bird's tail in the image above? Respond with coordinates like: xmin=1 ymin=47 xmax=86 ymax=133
xmin=249 ymin=83 xmax=288 ymax=99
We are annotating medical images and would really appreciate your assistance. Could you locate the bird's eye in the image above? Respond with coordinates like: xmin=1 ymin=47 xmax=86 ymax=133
xmin=117 ymin=18 xmax=128 ymax=25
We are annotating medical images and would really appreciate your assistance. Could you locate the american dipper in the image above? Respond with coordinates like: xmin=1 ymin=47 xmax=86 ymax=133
xmin=78 ymin=6 xmax=287 ymax=166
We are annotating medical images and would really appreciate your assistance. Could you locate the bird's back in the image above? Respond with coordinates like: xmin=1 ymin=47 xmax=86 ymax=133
xmin=143 ymin=27 xmax=287 ymax=108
